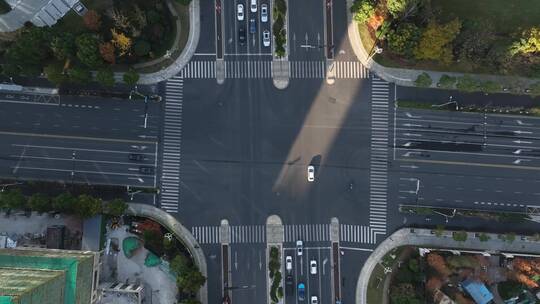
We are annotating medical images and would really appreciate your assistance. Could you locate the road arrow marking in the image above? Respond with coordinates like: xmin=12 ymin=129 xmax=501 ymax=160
xmin=403 ymin=123 xmax=422 ymax=127
xmin=513 ymin=159 xmax=530 ymax=165
xmin=403 ymin=142 xmax=413 ymax=147
xmin=516 ymin=120 xmax=532 ymax=126
xmin=514 ymin=130 xmax=532 ymax=135
xmin=399 ymin=165 xmax=419 ymax=169
xmin=403 ymin=133 xmax=422 ymax=137
xmin=405 ymin=112 xmax=421 ymax=118
xmin=513 ymin=140 xmax=532 ymax=144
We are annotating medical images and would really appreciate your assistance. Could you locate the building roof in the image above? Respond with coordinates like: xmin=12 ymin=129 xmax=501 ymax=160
xmin=462 ymin=279 xmax=494 ymax=304
xmin=0 ymin=267 xmax=66 ymax=303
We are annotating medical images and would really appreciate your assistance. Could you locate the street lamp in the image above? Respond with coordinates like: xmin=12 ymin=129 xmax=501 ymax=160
xmin=432 ymin=96 xmax=459 ymax=111
xmin=367 ymin=45 xmax=383 ymax=62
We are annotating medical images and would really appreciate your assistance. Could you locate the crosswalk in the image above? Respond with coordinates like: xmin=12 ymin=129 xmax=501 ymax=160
xmin=159 ymin=76 xmax=184 ymax=213
xmin=191 ymin=225 xmax=266 ymax=244
xmin=369 ymin=77 xmax=390 ymax=235
xmin=178 ymin=60 xmax=369 ymax=79
xmin=191 ymin=226 xmax=220 ymax=244
xmin=284 ymin=224 xmax=330 ymax=242
xmin=339 ymin=224 xmax=375 ymax=244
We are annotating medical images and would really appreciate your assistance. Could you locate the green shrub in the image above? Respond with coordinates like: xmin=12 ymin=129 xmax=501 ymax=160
xmin=134 ymin=40 xmax=151 ymax=57
xmin=351 ymin=0 xmax=376 ymax=24
xmin=498 ymin=281 xmax=524 ymax=300
xmin=123 ymin=69 xmax=140 ymax=86
xmin=478 ymin=233 xmax=490 ymax=242
xmin=480 ymin=81 xmax=501 ymax=93
xmin=96 ymin=68 xmax=115 ymax=87
xmin=414 ymin=72 xmax=432 ymax=87
xmin=435 ymin=225 xmax=444 ymax=237
xmin=68 ymin=66 xmax=92 ymax=84
xmin=456 ymin=75 xmax=480 ymax=92
xmin=437 ymin=74 xmax=456 ymax=89
xmin=453 ymin=230 xmax=467 ymax=242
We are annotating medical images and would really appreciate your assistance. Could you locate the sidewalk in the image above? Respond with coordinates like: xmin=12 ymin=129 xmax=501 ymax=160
xmin=125 ymin=203 xmax=208 ymax=304
xmin=136 ymin=0 xmax=200 ymax=84
xmin=356 ymin=228 xmax=540 ymax=304
xmin=345 ymin=0 xmax=540 ymax=91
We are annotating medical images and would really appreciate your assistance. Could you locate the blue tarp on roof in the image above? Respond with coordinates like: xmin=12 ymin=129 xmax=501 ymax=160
xmin=462 ymin=279 xmax=494 ymax=304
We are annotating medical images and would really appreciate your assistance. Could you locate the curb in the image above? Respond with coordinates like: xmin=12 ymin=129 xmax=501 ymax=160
xmin=355 ymin=228 xmax=540 ymax=304
xmin=125 ymin=203 xmax=208 ymax=304
xmin=137 ymin=0 xmax=200 ymax=84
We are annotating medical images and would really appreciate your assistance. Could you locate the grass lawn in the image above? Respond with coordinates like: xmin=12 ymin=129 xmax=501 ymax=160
xmin=367 ymin=264 xmax=387 ymax=304
xmin=432 ymin=0 xmax=540 ymax=34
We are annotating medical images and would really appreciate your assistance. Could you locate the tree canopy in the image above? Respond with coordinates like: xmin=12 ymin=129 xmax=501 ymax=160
xmin=414 ymin=19 xmax=461 ymax=64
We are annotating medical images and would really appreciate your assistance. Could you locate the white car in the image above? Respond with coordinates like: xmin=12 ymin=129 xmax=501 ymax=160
xmin=250 ymin=0 xmax=257 ymax=12
xmin=237 ymin=4 xmax=244 ymax=21
xmin=311 ymin=296 xmax=318 ymax=304
xmin=285 ymin=256 xmax=293 ymax=272
xmin=296 ymin=240 xmax=303 ymax=256
xmin=261 ymin=4 xmax=268 ymax=22
xmin=307 ymin=165 xmax=315 ymax=182
xmin=262 ymin=30 xmax=270 ymax=47
xmin=310 ymin=260 xmax=317 ymax=275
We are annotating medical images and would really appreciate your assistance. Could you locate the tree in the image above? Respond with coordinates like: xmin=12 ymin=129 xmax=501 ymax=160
xmin=386 ymin=23 xmax=421 ymax=57
xmin=74 ymin=194 xmax=102 ymax=218
xmin=133 ymin=40 xmax=151 ymax=57
xmin=434 ymin=225 xmax=444 ymax=237
xmin=456 ymin=75 xmax=480 ymax=92
xmin=52 ymin=193 xmax=76 ymax=213
xmin=426 ymin=253 xmax=451 ymax=277
xmin=453 ymin=230 xmax=468 ymax=242
xmin=44 ymin=64 xmax=67 ymax=86
xmin=0 ymin=189 xmax=27 ymax=210
xmin=28 ymin=193 xmax=50 ymax=213
xmin=50 ymin=33 xmax=76 ymax=60
xmin=4 ymin=27 xmax=52 ymax=76
xmin=510 ymin=27 xmax=540 ymax=56
xmin=504 ymin=232 xmax=516 ymax=243
xmin=455 ymin=20 xmax=496 ymax=61
xmin=414 ymin=72 xmax=432 ymax=87
xmin=171 ymin=254 xmax=206 ymax=295
xmin=425 ymin=277 xmax=442 ymax=293
xmin=390 ymin=283 xmax=422 ymax=304
xmin=111 ymin=29 xmax=132 ymax=56
xmin=478 ymin=233 xmax=490 ymax=242
xmin=414 ymin=19 xmax=461 ymax=64
xmin=96 ymin=68 xmax=115 ymax=87
xmin=351 ymin=0 xmax=376 ymax=24
xmin=123 ymin=69 xmax=140 ymax=85
xmin=83 ymin=10 xmax=101 ymax=31
xmin=437 ymin=74 xmax=456 ymax=89
xmin=104 ymin=198 xmax=127 ymax=216
xmin=386 ymin=0 xmax=422 ymax=19
xmin=76 ymin=33 xmax=103 ymax=68
xmin=110 ymin=9 xmax=131 ymax=31
xmin=530 ymin=82 xmax=540 ymax=96
xmin=99 ymin=42 xmax=116 ymax=64
xmin=498 ymin=281 xmax=524 ymax=300
xmin=68 ymin=66 xmax=92 ymax=84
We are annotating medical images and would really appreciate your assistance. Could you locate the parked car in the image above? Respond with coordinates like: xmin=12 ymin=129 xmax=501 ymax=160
xmin=285 ymin=274 xmax=294 ymax=293
xmin=239 ymin=27 xmax=246 ymax=45
xmin=310 ymin=260 xmax=317 ymax=275
xmin=250 ymin=0 xmax=257 ymax=12
xmin=298 ymin=283 xmax=305 ymax=301
xmin=237 ymin=4 xmax=244 ymax=21
xmin=261 ymin=4 xmax=268 ymax=22
xmin=262 ymin=30 xmax=270 ymax=47
xmin=296 ymin=240 xmax=303 ymax=256
xmin=311 ymin=296 xmax=318 ymax=304
xmin=139 ymin=166 xmax=154 ymax=175
xmin=129 ymin=153 xmax=145 ymax=161
xmin=307 ymin=165 xmax=315 ymax=182
xmin=250 ymin=18 xmax=256 ymax=34
xmin=286 ymin=255 xmax=293 ymax=272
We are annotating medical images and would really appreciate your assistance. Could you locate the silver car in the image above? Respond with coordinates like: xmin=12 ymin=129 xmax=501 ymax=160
xmin=261 ymin=4 xmax=268 ymax=22
xmin=262 ymin=30 xmax=270 ymax=47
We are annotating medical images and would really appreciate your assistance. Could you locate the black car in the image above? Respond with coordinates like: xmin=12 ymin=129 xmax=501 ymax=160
xmin=239 ymin=27 xmax=246 ymax=45
xmin=129 ymin=153 xmax=145 ymax=161
xmin=139 ymin=166 xmax=154 ymax=175
xmin=285 ymin=274 xmax=294 ymax=294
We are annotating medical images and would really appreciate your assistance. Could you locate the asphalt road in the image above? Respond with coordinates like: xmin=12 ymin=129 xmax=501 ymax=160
xmin=288 ymin=0 xmax=325 ymax=60
xmin=0 ymin=97 xmax=161 ymax=187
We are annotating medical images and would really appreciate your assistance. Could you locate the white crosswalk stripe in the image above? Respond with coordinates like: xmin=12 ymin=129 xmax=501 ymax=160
xmin=160 ymin=76 xmax=184 ymax=213
xmin=191 ymin=226 xmax=220 ymax=244
xmin=284 ymin=224 xmax=330 ymax=242
xmin=178 ymin=60 xmax=369 ymax=79
xmin=339 ymin=224 xmax=374 ymax=244
xmin=369 ymin=76 xmax=389 ymax=235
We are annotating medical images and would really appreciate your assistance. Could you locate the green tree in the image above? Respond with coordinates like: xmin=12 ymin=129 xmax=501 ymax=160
xmin=351 ymin=0 xmax=376 ymax=24
xmin=50 ymin=33 xmax=76 ymax=61
xmin=455 ymin=20 xmax=495 ymax=61
xmin=0 ymin=189 xmax=27 ymax=210
xmin=498 ymin=281 xmax=524 ymax=300
xmin=28 ymin=193 xmax=51 ymax=213
xmin=133 ymin=40 xmax=151 ymax=57
xmin=456 ymin=75 xmax=480 ymax=92
xmin=510 ymin=27 xmax=540 ymax=56
xmin=452 ymin=230 xmax=468 ymax=242
xmin=274 ymin=0 xmax=287 ymax=16
xmin=171 ymin=254 xmax=206 ymax=295
xmin=414 ymin=19 xmax=461 ymax=64
xmin=386 ymin=23 xmax=421 ymax=57
xmin=437 ymin=74 xmax=456 ymax=89
xmin=434 ymin=225 xmax=444 ymax=237
xmin=68 ymin=66 xmax=92 ymax=84
xmin=386 ymin=0 xmax=421 ymax=19
xmin=44 ymin=64 xmax=67 ymax=86
xmin=123 ymin=69 xmax=140 ymax=86
xmin=75 ymin=33 xmax=103 ymax=68
xmin=104 ymin=198 xmax=127 ymax=216
xmin=96 ymin=68 xmax=115 ymax=87
xmin=4 ymin=27 xmax=52 ymax=76
xmin=414 ymin=72 xmax=432 ymax=87
xmin=75 ymin=194 xmax=102 ymax=218
xmin=478 ymin=233 xmax=490 ymax=242
xmin=52 ymin=192 xmax=76 ymax=213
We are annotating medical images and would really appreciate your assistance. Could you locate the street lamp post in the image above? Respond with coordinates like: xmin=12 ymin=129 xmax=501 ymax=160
xmin=367 ymin=45 xmax=383 ymax=62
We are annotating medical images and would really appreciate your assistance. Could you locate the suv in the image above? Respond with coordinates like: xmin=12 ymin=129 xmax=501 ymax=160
xmin=298 ymin=283 xmax=305 ymax=301
xmin=261 ymin=4 xmax=268 ymax=22
xmin=249 ymin=18 xmax=256 ymax=34
xmin=239 ymin=27 xmax=246 ymax=45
